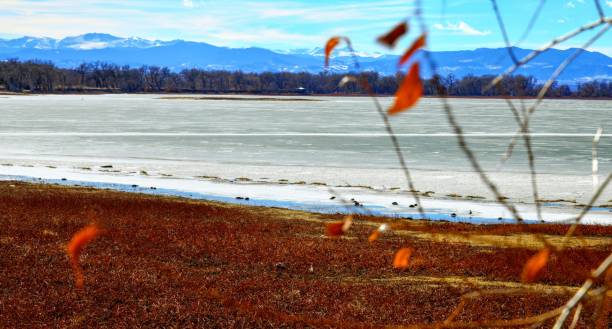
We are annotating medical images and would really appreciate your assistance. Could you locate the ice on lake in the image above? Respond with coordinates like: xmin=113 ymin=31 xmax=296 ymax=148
xmin=0 ymin=94 xmax=610 ymax=223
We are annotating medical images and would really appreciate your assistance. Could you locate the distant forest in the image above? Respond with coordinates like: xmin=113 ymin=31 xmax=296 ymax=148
xmin=0 ymin=59 xmax=610 ymax=97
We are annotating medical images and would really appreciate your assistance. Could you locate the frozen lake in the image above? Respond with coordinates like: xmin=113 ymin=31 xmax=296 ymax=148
xmin=0 ymin=94 xmax=610 ymax=223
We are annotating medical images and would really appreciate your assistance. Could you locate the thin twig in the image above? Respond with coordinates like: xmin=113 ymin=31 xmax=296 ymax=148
xmin=592 ymin=127 xmax=603 ymax=189
xmin=486 ymin=17 xmax=611 ymax=91
xmin=343 ymin=39 xmax=361 ymax=71
xmin=362 ymin=80 xmax=426 ymax=218
xmin=591 ymin=286 xmax=610 ymax=328
xmin=567 ymin=302 xmax=583 ymax=329
xmin=515 ymin=0 xmax=547 ymax=45
xmin=334 ymin=52 xmax=426 ymax=219
xmin=490 ymin=0 xmax=518 ymax=64
xmin=533 ymin=24 xmax=609 ymax=104
xmin=414 ymin=0 xmax=524 ymax=222
xmin=571 ymin=173 xmax=611 ymax=224
xmin=552 ymin=253 xmax=612 ymax=329
xmin=396 ymin=2 xmax=612 ymax=329
xmin=327 ymin=186 xmax=373 ymax=215
xmin=393 ymin=306 xmax=564 ymax=328
xmin=498 ymin=133 xmax=519 ymax=165
xmin=594 ymin=0 xmax=605 ymax=20
xmin=501 ymin=97 xmax=543 ymax=222
xmin=519 ymin=123 xmax=542 ymax=222
xmin=495 ymin=24 xmax=610 ymax=166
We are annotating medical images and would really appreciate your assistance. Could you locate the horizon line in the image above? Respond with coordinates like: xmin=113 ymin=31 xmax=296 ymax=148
xmin=0 ymin=132 xmax=608 ymax=137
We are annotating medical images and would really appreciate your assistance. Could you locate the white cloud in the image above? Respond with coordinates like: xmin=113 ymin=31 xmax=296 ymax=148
xmin=255 ymin=0 xmax=413 ymax=23
xmin=182 ymin=0 xmax=194 ymax=8
xmin=606 ymin=0 xmax=612 ymax=7
xmin=432 ymin=21 xmax=491 ymax=36
xmin=565 ymin=1 xmax=575 ymax=8
xmin=557 ymin=18 xmax=566 ymax=23
xmin=210 ymin=28 xmax=321 ymax=45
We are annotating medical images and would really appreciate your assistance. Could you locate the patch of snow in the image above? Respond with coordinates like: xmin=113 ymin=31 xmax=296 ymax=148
xmin=68 ymin=41 xmax=110 ymax=50
xmin=0 ymin=165 xmax=610 ymax=225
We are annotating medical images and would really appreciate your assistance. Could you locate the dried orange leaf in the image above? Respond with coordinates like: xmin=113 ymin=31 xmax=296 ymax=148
xmin=325 ymin=222 xmax=344 ymax=236
xmin=341 ymin=215 xmax=353 ymax=232
xmin=393 ymin=247 xmax=413 ymax=269
xmin=388 ymin=63 xmax=422 ymax=115
xmin=398 ymin=34 xmax=426 ymax=66
xmin=377 ymin=21 xmax=408 ymax=48
xmin=326 ymin=215 xmax=353 ymax=237
xmin=325 ymin=37 xmax=341 ymax=67
xmin=521 ymin=248 xmax=551 ymax=283
xmin=368 ymin=224 xmax=387 ymax=242
xmin=339 ymin=75 xmax=357 ymax=87
xmin=67 ymin=224 xmax=102 ymax=288
xmin=368 ymin=230 xmax=380 ymax=242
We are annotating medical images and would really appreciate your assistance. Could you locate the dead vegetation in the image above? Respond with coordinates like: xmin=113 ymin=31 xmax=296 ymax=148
xmin=0 ymin=182 xmax=610 ymax=328
xmin=0 ymin=1 xmax=610 ymax=328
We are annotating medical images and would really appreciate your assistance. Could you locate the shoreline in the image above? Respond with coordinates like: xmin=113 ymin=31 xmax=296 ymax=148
xmin=2 ymin=91 xmax=611 ymax=101
xmin=1 ymin=163 xmax=610 ymax=225
xmin=1 ymin=181 xmax=610 ymax=327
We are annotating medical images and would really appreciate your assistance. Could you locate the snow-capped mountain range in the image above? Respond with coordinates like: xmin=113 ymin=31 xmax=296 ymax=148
xmin=0 ymin=33 xmax=165 ymax=50
xmin=0 ymin=33 xmax=610 ymax=84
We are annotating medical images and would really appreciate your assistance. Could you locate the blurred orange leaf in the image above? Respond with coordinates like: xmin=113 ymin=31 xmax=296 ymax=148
xmin=339 ymin=75 xmax=357 ymax=87
xmin=377 ymin=21 xmax=408 ymax=48
xmin=521 ymin=248 xmax=551 ymax=283
xmin=325 ymin=37 xmax=342 ymax=67
xmin=341 ymin=215 xmax=353 ymax=232
xmin=325 ymin=222 xmax=343 ymax=236
xmin=393 ymin=247 xmax=413 ymax=269
xmin=67 ymin=224 xmax=102 ymax=288
xmin=326 ymin=215 xmax=352 ymax=237
xmin=368 ymin=230 xmax=380 ymax=242
xmin=399 ymin=34 xmax=426 ymax=66
xmin=388 ymin=63 xmax=422 ymax=115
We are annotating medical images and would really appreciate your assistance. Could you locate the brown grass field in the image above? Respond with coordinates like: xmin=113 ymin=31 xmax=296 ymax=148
xmin=0 ymin=181 xmax=610 ymax=328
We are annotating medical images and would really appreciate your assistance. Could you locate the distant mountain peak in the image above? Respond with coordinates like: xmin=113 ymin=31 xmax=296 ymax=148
xmin=278 ymin=46 xmax=383 ymax=58
xmin=57 ymin=33 xmax=161 ymax=50
xmin=73 ymin=33 xmax=122 ymax=41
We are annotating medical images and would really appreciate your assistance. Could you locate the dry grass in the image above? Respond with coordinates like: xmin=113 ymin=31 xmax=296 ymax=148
xmin=0 ymin=181 xmax=610 ymax=328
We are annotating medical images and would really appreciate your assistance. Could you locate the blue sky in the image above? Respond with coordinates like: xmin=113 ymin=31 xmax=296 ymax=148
xmin=0 ymin=0 xmax=610 ymax=55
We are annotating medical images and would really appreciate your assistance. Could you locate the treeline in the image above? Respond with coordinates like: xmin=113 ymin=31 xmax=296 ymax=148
xmin=0 ymin=59 xmax=611 ymax=97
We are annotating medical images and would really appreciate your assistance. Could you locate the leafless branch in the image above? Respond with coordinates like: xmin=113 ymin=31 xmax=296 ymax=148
xmin=363 ymin=81 xmax=426 ymax=218
xmin=594 ymin=0 xmax=605 ymax=20
xmin=515 ymin=0 xmax=547 ymax=45
xmin=567 ymin=302 xmax=583 ymax=329
xmin=393 ymin=307 xmax=564 ymax=328
xmin=592 ymin=127 xmax=603 ymax=188
xmin=335 ymin=52 xmax=426 ymax=219
xmin=486 ymin=17 xmax=611 ymax=91
xmin=552 ymin=253 xmax=612 ymax=329
xmin=500 ymin=97 xmax=543 ymax=222
xmin=571 ymin=173 xmax=611 ymax=224
xmin=490 ymin=0 xmax=518 ymax=64
xmin=414 ymin=0 xmax=524 ymax=222
xmin=495 ymin=24 xmax=610 ymax=166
